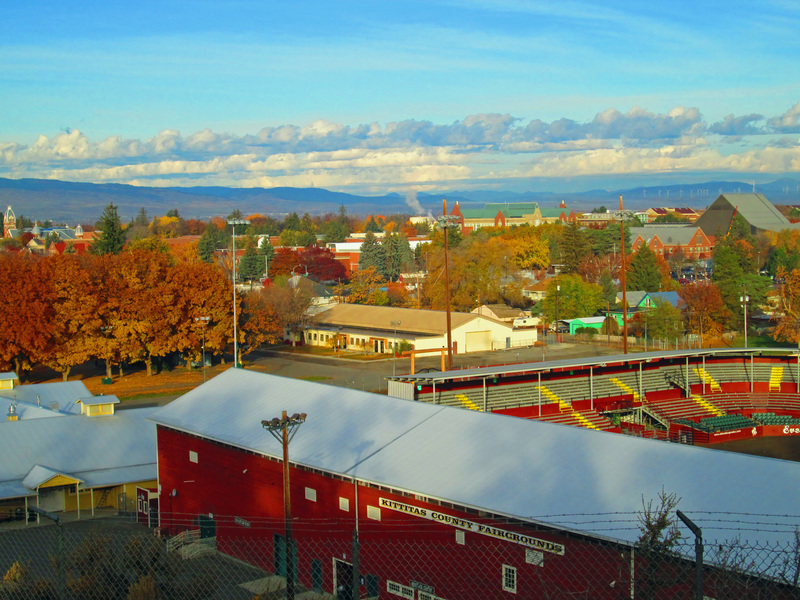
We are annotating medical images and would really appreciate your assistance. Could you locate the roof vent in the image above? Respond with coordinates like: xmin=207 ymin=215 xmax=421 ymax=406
xmin=36 ymin=394 xmax=41 ymax=406
xmin=7 ymin=404 xmax=17 ymax=422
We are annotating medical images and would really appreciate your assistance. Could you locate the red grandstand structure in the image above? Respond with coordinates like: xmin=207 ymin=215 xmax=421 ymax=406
xmin=388 ymin=347 xmax=800 ymax=446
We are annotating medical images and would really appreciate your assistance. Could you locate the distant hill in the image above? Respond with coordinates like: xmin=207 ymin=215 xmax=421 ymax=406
xmin=2 ymin=177 xmax=799 ymax=224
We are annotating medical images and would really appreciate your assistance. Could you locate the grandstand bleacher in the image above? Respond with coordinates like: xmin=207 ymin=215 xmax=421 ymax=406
xmin=391 ymin=348 xmax=800 ymax=444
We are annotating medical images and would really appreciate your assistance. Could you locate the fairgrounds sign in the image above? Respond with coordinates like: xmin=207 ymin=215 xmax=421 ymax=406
xmin=379 ymin=497 xmax=566 ymax=556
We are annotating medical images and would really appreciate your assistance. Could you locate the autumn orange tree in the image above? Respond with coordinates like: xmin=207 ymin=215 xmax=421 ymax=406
xmin=0 ymin=253 xmax=55 ymax=378
xmin=40 ymin=254 xmax=102 ymax=381
xmin=773 ymin=267 xmax=800 ymax=344
xmin=679 ymin=281 xmax=729 ymax=346
xmin=240 ymin=291 xmax=282 ymax=355
xmin=167 ymin=260 xmax=236 ymax=366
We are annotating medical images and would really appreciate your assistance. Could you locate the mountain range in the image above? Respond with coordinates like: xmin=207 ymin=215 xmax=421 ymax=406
xmin=2 ymin=177 xmax=799 ymax=224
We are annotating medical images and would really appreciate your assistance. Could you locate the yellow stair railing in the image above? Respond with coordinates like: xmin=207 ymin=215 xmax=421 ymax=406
xmin=692 ymin=395 xmax=724 ymax=417
xmin=455 ymin=393 xmax=482 ymax=411
xmin=693 ymin=368 xmax=722 ymax=392
xmin=769 ymin=367 xmax=784 ymax=392
xmin=610 ymin=377 xmax=640 ymax=401
xmin=536 ymin=386 xmax=599 ymax=430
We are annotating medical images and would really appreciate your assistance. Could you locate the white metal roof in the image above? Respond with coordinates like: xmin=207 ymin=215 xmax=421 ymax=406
xmin=0 ymin=407 xmax=158 ymax=499
xmin=0 ymin=380 xmax=93 ymax=415
xmin=150 ymin=368 xmax=800 ymax=545
xmin=77 ymin=395 xmax=120 ymax=407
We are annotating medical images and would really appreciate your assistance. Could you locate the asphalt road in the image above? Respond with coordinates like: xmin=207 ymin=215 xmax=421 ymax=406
xmin=248 ymin=339 xmax=622 ymax=393
xmin=119 ymin=340 xmax=624 ymax=407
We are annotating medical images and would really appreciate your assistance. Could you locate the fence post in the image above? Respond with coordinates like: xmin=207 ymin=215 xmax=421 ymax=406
xmin=30 ymin=507 xmax=66 ymax=600
xmin=351 ymin=528 xmax=360 ymax=600
xmin=677 ymin=510 xmax=703 ymax=600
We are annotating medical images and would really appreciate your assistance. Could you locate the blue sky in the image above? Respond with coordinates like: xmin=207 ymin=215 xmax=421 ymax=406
xmin=2 ymin=0 xmax=799 ymax=194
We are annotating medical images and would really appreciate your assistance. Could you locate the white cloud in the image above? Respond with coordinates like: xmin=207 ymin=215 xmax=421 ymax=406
xmin=1 ymin=103 xmax=798 ymax=190
xmin=769 ymin=101 xmax=800 ymax=133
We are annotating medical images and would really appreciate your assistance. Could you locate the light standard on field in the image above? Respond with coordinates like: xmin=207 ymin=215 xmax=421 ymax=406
xmin=262 ymin=411 xmax=307 ymax=600
xmin=555 ymin=284 xmax=561 ymax=343
xmin=228 ymin=218 xmax=250 ymax=367
xmin=194 ymin=316 xmax=210 ymax=382
xmin=740 ymin=293 xmax=750 ymax=348
xmin=437 ymin=199 xmax=460 ymax=371
xmin=391 ymin=320 xmax=401 ymax=376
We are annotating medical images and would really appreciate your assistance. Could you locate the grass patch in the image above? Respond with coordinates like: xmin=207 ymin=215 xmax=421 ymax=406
xmin=300 ymin=376 xmax=333 ymax=382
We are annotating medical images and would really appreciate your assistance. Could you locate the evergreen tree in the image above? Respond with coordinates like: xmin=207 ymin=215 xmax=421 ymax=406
xmin=299 ymin=212 xmax=317 ymax=234
xmin=259 ymin=239 xmax=275 ymax=277
xmin=359 ymin=231 xmax=387 ymax=278
xmin=324 ymin=206 xmax=351 ymax=243
xmin=238 ymin=243 xmax=263 ymax=282
xmin=365 ymin=216 xmax=382 ymax=233
xmin=283 ymin=212 xmax=301 ymax=231
xmin=396 ymin=232 xmax=414 ymax=271
xmin=135 ymin=207 xmax=150 ymax=227
xmin=384 ymin=233 xmax=402 ymax=281
xmin=712 ymin=235 xmax=769 ymax=322
xmin=560 ymin=222 xmax=591 ymax=273
xmin=198 ymin=223 xmax=219 ymax=263
xmin=91 ymin=203 xmax=126 ymax=255
xmin=627 ymin=245 xmax=662 ymax=292
xmin=599 ymin=269 xmax=618 ymax=307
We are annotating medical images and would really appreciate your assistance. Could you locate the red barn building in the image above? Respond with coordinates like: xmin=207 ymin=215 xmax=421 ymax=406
xmin=150 ymin=368 xmax=800 ymax=599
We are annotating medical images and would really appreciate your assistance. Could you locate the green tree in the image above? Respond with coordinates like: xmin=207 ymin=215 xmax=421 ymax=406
xmin=559 ymin=223 xmax=591 ymax=273
xmin=645 ymin=298 xmax=683 ymax=340
xmin=238 ymin=242 xmax=263 ymax=283
xmin=712 ymin=235 xmax=770 ymax=325
xmin=365 ymin=216 xmax=382 ymax=233
xmin=91 ymin=203 xmax=126 ymax=255
xmin=599 ymin=269 xmax=618 ymax=307
xmin=299 ymin=212 xmax=317 ymax=234
xmin=359 ymin=232 xmax=387 ymax=278
xmin=198 ymin=223 xmax=220 ymax=263
xmin=627 ymin=245 xmax=662 ymax=292
xmin=540 ymin=275 xmax=604 ymax=323
xmin=283 ymin=212 xmax=301 ymax=231
xmin=134 ymin=207 xmax=150 ymax=227
xmin=259 ymin=238 xmax=275 ymax=277
xmin=324 ymin=206 xmax=351 ymax=243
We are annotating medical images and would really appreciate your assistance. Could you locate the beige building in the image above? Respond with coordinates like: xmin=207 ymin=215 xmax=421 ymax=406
xmin=303 ymin=304 xmax=536 ymax=354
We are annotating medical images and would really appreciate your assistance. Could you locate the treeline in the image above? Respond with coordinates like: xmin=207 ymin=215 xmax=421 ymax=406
xmin=0 ymin=251 xmax=282 ymax=381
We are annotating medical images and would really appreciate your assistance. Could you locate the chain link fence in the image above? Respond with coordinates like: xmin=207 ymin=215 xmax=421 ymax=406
xmin=0 ymin=514 xmax=798 ymax=600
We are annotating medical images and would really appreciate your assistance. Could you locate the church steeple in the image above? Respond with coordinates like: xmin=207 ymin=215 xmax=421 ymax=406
xmin=4 ymin=206 xmax=16 ymax=238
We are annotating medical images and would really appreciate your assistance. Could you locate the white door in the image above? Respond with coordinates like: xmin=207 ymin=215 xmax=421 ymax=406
xmin=39 ymin=488 xmax=65 ymax=512
xmin=465 ymin=330 xmax=491 ymax=352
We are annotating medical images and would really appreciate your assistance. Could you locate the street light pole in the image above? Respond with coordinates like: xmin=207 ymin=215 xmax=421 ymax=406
xmin=194 ymin=316 xmax=210 ymax=382
xmin=740 ymin=293 xmax=749 ymax=348
xmin=262 ymin=411 xmax=307 ymax=600
xmin=391 ymin=320 xmax=401 ymax=376
xmin=227 ymin=218 xmax=250 ymax=367
xmin=555 ymin=284 xmax=560 ymax=343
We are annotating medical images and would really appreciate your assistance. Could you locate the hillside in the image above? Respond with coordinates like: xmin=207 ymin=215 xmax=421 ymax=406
xmin=2 ymin=177 xmax=799 ymax=223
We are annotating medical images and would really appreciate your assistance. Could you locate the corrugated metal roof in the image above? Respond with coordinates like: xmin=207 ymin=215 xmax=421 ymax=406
xmin=150 ymin=368 xmax=800 ymax=545
xmin=0 ymin=380 xmax=92 ymax=414
xmin=313 ymin=304 xmax=483 ymax=336
xmin=0 ymin=407 xmax=158 ymax=499
xmin=23 ymin=465 xmax=83 ymax=489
